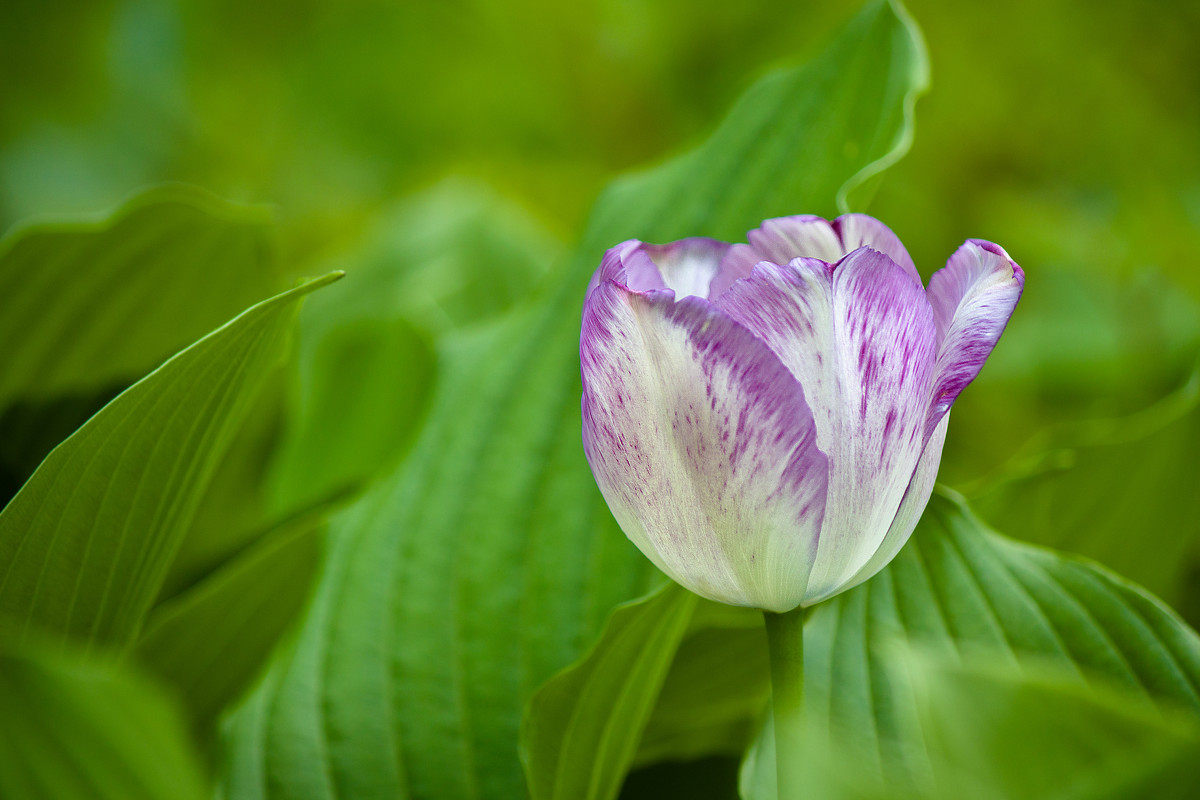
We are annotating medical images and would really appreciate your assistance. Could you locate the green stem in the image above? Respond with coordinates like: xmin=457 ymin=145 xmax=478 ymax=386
xmin=763 ymin=606 xmax=806 ymax=800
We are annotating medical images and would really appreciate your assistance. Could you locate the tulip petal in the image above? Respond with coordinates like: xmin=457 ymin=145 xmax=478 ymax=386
xmin=925 ymin=240 xmax=1024 ymax=436
xmin=747 ymin=214 xmax=846 ymax=265
xmin=716 ymin=247 xmax=937 ymax=601
xmin=642 ymin=238 xmax=731 ymax=300
xmin=581 ymin=281 xmax=829 ymax=611
xmin=710 ymin=214 xmax=920 ymax=300
xmin=830 ymin=413 xmax=949 ymax=601
xmin=833 ymin=213 xmax=919 ymax=285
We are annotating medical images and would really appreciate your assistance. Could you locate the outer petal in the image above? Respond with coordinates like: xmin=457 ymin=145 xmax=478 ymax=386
xmin=715 ymin=247 xmax=938 ymax=602
xmin=581 ymin=282 xmax=829 ymax=611
xmin=828 ymin=413 xmax=949 ymax=601
xmin=925 ymin=240 xmax=1024 ymax=435
xmin=833 ymin=213 xmax=919 ymax=285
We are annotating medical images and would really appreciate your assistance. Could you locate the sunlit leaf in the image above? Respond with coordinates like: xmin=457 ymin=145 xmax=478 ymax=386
xmin=0 ymin=273 xmax=340 ymax=652
xmin=222 ymin=2 xmax=930 ymax=798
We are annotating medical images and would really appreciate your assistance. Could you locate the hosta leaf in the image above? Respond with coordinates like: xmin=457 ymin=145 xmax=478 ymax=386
xmin=0 ymin=646 xmax=209 ymax=800
xmin=222 ymin=2 xmax=929 ymax=798
xmin=909 ymin=657 xmax=1200 ymax=800
xmin=521 ymin=583 xmax=696 ymax=800
xmin=522 ymin=588 xmax=769 ymax=800
xmin=740 ymin=490 xmax=1200 ymax=798
xmin=0 ymin=184 xmax=281 ymax=409
xmin=0 ymin=274 xmax=340 ymax=652
xmin=967 ymin=372 xmax=1200 ymax=620
xmin=136 ymin=501 xmax=329 ymax=727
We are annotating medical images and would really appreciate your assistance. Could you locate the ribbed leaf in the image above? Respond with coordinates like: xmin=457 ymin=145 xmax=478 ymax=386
xmin=0 ymin=184 xmax=280 ymax=410
xmin=0 ymin=274 xmax=340 ymax=652
xmin=968 ymin=373 xmax=1200 ymax=619
xmin=222 ymin=2 xmax=929 ymax=798
xmin=521 ymin=583 xmax=696 ymax=800
xmin=0 ymin=647 xmax=209 ymax=800
xmin=136 ymin=502 xmax=329 ymax=727
xmin=741 ymin=490 xmax=1200 ymax=798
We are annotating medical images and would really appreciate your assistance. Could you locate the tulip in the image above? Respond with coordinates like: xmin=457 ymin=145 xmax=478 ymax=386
xmin=580 ymin=214 xmax=1023 ymax=612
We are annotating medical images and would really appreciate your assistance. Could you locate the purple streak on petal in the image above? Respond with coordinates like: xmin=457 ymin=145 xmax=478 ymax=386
xmin=581 ymin=281 xmax=828 ymax=611
xmin=715 ymin=247 xmax=937 ymax=602
xmin=832 ymin=213 xmax=920 ymax=285
xmin=925 ymin=239 xmax=1024 ymax=437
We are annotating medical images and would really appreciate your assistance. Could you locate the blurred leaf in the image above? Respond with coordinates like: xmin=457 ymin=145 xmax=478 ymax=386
xmin=0 ymin=273 xmax=340 ymax=652
xmin=0 ymin=646 xmax=209 ymax=800
xmin=740 ymin=490 xmax=1200 ymax=798
xmin=521 ymin=583 xmax=696 ymax=800
xmin=909 ymin=658 xmax=1200 ymax=800
xmin=135 ymin=501 xmax=329 ymax=728
xmin=221 ymin=3 xmax=930 ymax=798
xmin=0 ymin=184 xmax=281 ymax=409
xmin=967 ymin=371 xmax=1200 ymax=620
xmin=268 ymin=178 xmax=557 ymax=515
xmin=634 ymin=617 xmax=770 ymax=767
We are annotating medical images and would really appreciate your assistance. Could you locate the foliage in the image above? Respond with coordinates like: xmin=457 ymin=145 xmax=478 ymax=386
xmin=1 ymin=0 xmax=1197 ymax=798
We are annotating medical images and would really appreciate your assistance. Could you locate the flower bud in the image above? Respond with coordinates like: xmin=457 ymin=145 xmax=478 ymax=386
xmin=580 ymin=214 xmax=1023 ymax=611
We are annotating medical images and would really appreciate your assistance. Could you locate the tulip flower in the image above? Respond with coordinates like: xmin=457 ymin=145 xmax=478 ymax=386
xmin=580 ymin=214 xmax=1023 ymax=613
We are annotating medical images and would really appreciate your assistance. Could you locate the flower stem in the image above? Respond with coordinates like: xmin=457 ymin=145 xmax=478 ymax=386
xmin=763 ymin=606 xmax=805 ymax=800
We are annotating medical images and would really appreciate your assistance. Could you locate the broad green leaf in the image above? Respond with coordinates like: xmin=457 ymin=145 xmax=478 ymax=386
xmin=521 ymin=583 xmax=695 ymax=800
xmin=633 ymin=613 xmax=770 ymax=767
xmin=910 ymin=658 xmax=1200 ymax=800
xmin=0 ymin=273 xmax=340 ymax=652
xmin=967 ymin=372 xmax=1200 ymax=620
xmin=0 ymin=646 xmax=209 ymax=800
xmin=135 ymin=502 xmax=329 ymax=727
xmin=0 ymin=184 xmax=281 ymax=409
xmin=522 ymin=588 xmax=768 ymax=800
xmin=267 ymin=178 xmax=558 ymax=514
xmin=740 ymin=490 xmax=1200 ymax=798
xmin=222 ymin=3 xmax=929 ymax=798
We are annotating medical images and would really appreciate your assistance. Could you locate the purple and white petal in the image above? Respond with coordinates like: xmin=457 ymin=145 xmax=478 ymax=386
xmin=746 ymin=215 xmax=845 ymax=266
xmin=581 ymin=281 xmax=829 ymax=611
xmin=586 ymin=239 xmax=665 ymax=297
xmin=925 ymin=240 xmax=1025 ymax=436
xmin=716 ymin=247 xmax=938 ymax=601
xmin=828 ymin=413 xmax=949 ymax=601
xmin=833 ymin=213 xmax=919 ymax=285
xmin=642 ymin=237 xmax=731 ymax=300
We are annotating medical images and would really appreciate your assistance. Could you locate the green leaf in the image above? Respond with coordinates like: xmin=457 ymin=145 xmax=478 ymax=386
xmin=268 ymin=178 xmax=556 ymax=516
xmin=0 ymin=646 xmax=210 ymax=800
xmin=0 ymin=273 xmax=341 ymax=652
xmin=521 ymin=583 xmax=696 ymax=800
xmin=222 ymin=3 xmax=929 ymax=798
xmin=521 ymin=589 xmax=769 ymax=800
xmin=0 ymin=184 xmax=281 ymax=410
xmin=909 ymin=657 xmax=1200 ymax=800
xmin=135 ymin=501 xmax=329 ymax=727
xmin=740 ymin=490 xmax=1200 ymax=798
xmin=633 ymin=611 xmax=770 ymax=768
xmin=966 ymin=372 xmax=1200 ymax=620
